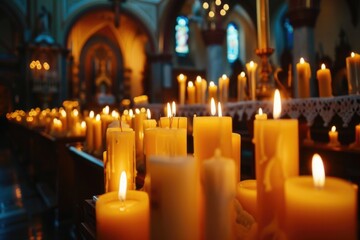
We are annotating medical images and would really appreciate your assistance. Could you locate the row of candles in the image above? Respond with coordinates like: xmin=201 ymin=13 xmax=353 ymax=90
xmin=94 ymin=93 xmax=358 ymax=240
xmin=178 ymin=51 xmax=360 ymax=104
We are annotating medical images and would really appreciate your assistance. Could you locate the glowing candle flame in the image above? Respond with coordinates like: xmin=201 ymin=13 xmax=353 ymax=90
xmin=331 ymin=126 xmax=336 ymax=132
xmin=146 ymin=109 xmax=151 ymax=119
xmin=221 ymin=74 xmax=227 ymax=79
xmin=167 ymin=102 xmax=172 ymax=118
xmin=250 ymin=61 xmax=254 ymax=68
xmin=321 ymin=63 xmax=326 ymax=70
xmin=240 ymin=71 xmax=246 ymax=77
xmin=60 ymin=109 xmax=66 ymax=117
xmin=196 ymin=76 xmax=202 ymax=83
xmin=129 ymin=109 xmax=134 ymax=118
xmin=209 ymin=81 xmax=215 ymax=87
xmin=312 ymin=153 xmax=325 ymax=188
xmin=81 ymin=121 xmax=86 ymax=128
xmin=351 ymin=52 xmax=355 ymax=58
xmin=111 ymin=110 xmax=119 ymax=119
xmin=118 ymin=171 xmax=127 ymax=201
xmin=89 ymin=111 xmax=94 ymax=118
xmin=258 ymin=108 xmax=263 ymax=115
xmin=172 ymin=101 xmax=176 ymax=116
xmin=273 ymin=89 xmax=281 ymax=119
xmin=102 ymin=105 xmax=110 ymax=115
xmin=210 ymin=98 xmax=216 ymax=116
xmin=135 ymin=108 xmax=140 ymax=114
xmin=300 ymin=57 xmax=305 ymax=64
xmin=188 ymin=81 xmax=194 ymax=87
xmin=73 ymin=109 xmax=79 ymax=117
xmin=95 ymin=114 xmax=100 ymax=121
xmin=218 ymin=102 xmax=222 ymax=117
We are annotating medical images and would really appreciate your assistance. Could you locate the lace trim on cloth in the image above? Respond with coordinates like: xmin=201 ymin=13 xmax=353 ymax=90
xmin=139 ymin=95 xmax=360 ymax=127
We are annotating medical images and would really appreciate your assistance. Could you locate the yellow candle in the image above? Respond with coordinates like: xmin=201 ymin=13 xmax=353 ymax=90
xmin=160 ymin=102 xmax=187 ymax=129
xmin=154 ymin=128 xmax=187 ymax=157
xmin=195 ymin=76 xmax=203 ymax=104
xmin=232 ymin=133 xmax=241 ymax=182
xmin=106 ymin=128 xmax=136 ymax=191
xmin=316 ymin=63 xmax=332 ymax=97
xmin=59 ymin=108 xmax=67 ymax=132
xmin=177 ymin=73 xmax=187 ymax=104
xmin=208 ymin=81 xmax=218 ymax=102
xmin=328 ymin=125 xmax=339 ymax=146
xmin=93 ymin=114 xmax=102 ymax=154
xmin=253 ymin=89 xmax=299 ymax=237
xmin=149 ymin=155 xmax=200 ymax=240
xmin=237 ymin=71 xmax=247 ymax=101
xmin=134 ymin=108 xmax=147 ymax=161
xmin=101 ymin=106 xmax=114 ymax=150
xmin=51 ymin=118 xmax=63 ymax=136
xmin=80 ymin=120 xmax=86 ymax=136
xmin=187 ymin=81 xmax=196 ymax=104
xmin=285 ymin=154 xmax=357 ymax=240
xmin=245 ymin=61 xmax=258 ymax=100
xmin=255 ymin=108 xmax=267 ymax=120
xmin=296 ymin=57 xmax=311 ymax=98
xmin=219 ymin=74 xmax=229 ymax=103
xmin=202 ymin=78 xmax=208 ymax=104
xmin=202 ymin=149 xmax=236 ymax=240
xmin=256 ymin=0 xmax=270 ymax=49
xmin=346 ymin=52 xmax=360 ymax=94
xmin=355 ymin=124 xmax=360 ymax=146
xmin=70 ymin=109 xmax=80 ymax=134
xmin=85 ymin=111 xmax=95 ymax=152
xmin=96 ymin=172 xmax=149 ymax=240
xmin=236 ymin=179 xmax=257 ymax=220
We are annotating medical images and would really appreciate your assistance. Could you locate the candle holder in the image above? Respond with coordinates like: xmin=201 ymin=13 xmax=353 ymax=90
xmin=255 ymin=48 xmax=275 ymax=100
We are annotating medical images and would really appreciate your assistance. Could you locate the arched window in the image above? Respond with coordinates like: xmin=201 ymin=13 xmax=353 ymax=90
xmin=227 ymin=22 xmax=239 ymax=63
xmin=175 ymin=16 xmax=189 ymax=56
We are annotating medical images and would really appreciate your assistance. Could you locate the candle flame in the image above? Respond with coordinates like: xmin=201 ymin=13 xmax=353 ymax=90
xmin=240 ymin=71 xmax=246 ymax=77
xmin=222 ymin=74 xmax=227 ymax=79
xmin=300 ymin=57 xmax=305 ymax=64
xmin=196 ymin=76 xmax=202 ymax=83
xmin=102 ymin=105 xmax=110 ymax=115
xmin=73 ymin=109 xmax=79 ymax=117
xmin=258 ymin=108 xmax=263 ymax=115
xmin=321 ymin=64 xmax=326 ymax=70
xmin=351 ymin=52 xmax=355 ymax=58
xmin=218 ymin=102 xmax=222 ymax=117
xmin=250 ymin=61 xmax=254 ymax=68
xmin=188 ymin=81 xmax=194 ymax=87
xmin=167 ymin=102 xmax=172 ymax=118
xmin=273 ymin=89 xmax=281 ymax=119
xmin=89 ymin=111 xmax=94 ymax=118
xmin=209 ymin=81 xmax=215 ymax=87
xmin=178 ymin=73 xmax=185 ymax=82
xmin=210 ymin=98 xmax=216 ymax=116
xmin=81 ymin=121 xmax=86 ymax=128
xmin=118 ymin=171 xmax=127 ymax=201
xmin=312 ymin=154 xmax=325 ymax=188
xmin=60 ymin=109 xmax=66 ymax=117
xmin=129 ymin=109 xmax=134 ymax=118
xmin=135 ymin=108 xmax=140 ymax=114
xmin=147 ymin=109 xmax=151 ymax=119
xmin=95 ymin=114 xmax=100 ymax=121
xmin=111 ymin=110 xmax=119 ymax=119
xmin=172 ymin=101 xmax=176 ymax=116
xmin=331 ymin=126 xmax=336 ymax=132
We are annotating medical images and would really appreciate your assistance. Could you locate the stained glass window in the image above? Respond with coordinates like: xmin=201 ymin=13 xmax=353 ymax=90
xmin=227 ymin=22 xmax=239 ymax=63
xmin=175 ymin=16 xmax=189 ymax=56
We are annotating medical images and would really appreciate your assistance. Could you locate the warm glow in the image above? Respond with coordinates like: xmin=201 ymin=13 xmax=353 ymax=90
xmin=118 ymin=171 xmax=127 ymax=201
xmin=196 ymin=76 xmax=202 ymax=83
xmin=29 ymin=61 xmax=35 ymax=69
xmin=135 ymin=108 xmax=140 ymax=114
xmin=273 ymin=89 xmax=281 ymax=119
xmin=111 ymin=110 xmax=119 ymax=119
xmin=209 ymin=81 xmax=215 ymax=87
xmin=167 ymin=102 xmax=172 ymax=118
xmin=203 ymin=2 xmax=209 ymax=9
xmin=331 ymin=126 xmax=336 ymax=132
xmin=250 ymin=61 xmax=254 ymax=68
xmin=258 ymin=108 xmax=263 ymax=115
xmin=89 ymin=111 xmax=94 ymax=118
xmin=178 ymin=73 xmax=185 ymax=82
xmin=300 ymin=57 xmax=305 ymax=64
xmin=220 ymin=9 xmax=226 ymax=16
xmin=43 ymin=62 xmax=50 ymax=70
xmin=36 ymin=62 xmax=42 ymax=70
xmin=240 ymin=71 xmax=245 ymax=78
xmin=351 ymin=52 xmax=355 ymax=57
xmin=102 ymin=105 xmax=110 ymax=115
xmin=312 ymin=154 xmax=325 ymax=188
xmin=60 ymin=109 xmax=66 ymax=117
xmin=95 ymin=114 xmax=101 ymax=121
xmin=321 ymin=64 xmax=326 ymax=70
xmin=81 ymin=121 xmax=86 ymax=128
xmin=218 ymin=102 xmax=222 ymax=117
xmin=215 ymin=0 xmax=221 ymax=6
xmin=147 ymin=109 xmax=151 ymax=119
xmin=209 ymin=11 xmax=215 ymax=18
xmin=172 ymin=101 xmax=176 ymax=116
xmin=73 ymin=109 xmax=79 ymax=117
xmin=210 ymin=98 xmax=216 ymax=116
xmin=129 ymin=109 xmax=134 ymax=118
xmin=223 ymin=3 xmax=229 ymax=10
xmin=222 ymin=74 xmax=227 ymax=79
xmin=188 ymin=81 xmax=194 ymax=87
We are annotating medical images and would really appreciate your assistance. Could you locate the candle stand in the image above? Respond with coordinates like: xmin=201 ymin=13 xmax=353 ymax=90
xmin=255 ymin=47 xmax=275 ymax=100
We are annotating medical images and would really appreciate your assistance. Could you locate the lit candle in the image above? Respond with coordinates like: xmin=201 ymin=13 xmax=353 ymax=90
xmin=101 ymin=106 xmax=114 ymax=150
xmin=187 ymin=81 xmax=196 ymax=104
xmin=195 ymin=76 xmax=203 ymax=104
xmin=355 ymin=124 xmax=360 ymax=146
xmin=236 ymin=179 xmax=257 ymax=220
xmin=59 ymin=108 xmax=67 ymax=132
xmin=316 ymin=63 xmax=332 ymax=97
xmin=106 ymin=128 xmax=136 ymax=192
xmin=201 ymin=78 xmax=208 ymax=104
xmin=253 ymin=89 xmax=299 ymax=237
xmin=208 ymin=81 xmax=218 ymax=102
xmin=256 ymin=0 xmax=270 ymax=49
xmin=93 ymin=114 xmax=102 ymax=154
xmin=255 ymin=108 xmax=267 ymax=120
xmin=328 ymin=125 xmax=340 ymax=146
xmin=143 ymin=109 xmax=157 ymax=131
xmin=237 ymin=71 xmax=247 ymax=101
xmin=245 ymin=61 xmax=258 ymax=100
xmin=85 ymin=111 xmax=95 ymax=152
xmin=96 ymin=172 xmax=149 ymax=240
xmin=134 ymin=108 xmax=147 ymax=161
xmin=177 ymin=73 xmax=187 ymax=104
xmin=70 ymin=109 xmax=80 ymax=134
xmin=149 ymin=155 xmax=200 ymax=240
xmin=346 ymin=52 xmax=360 ymax=94
xmin=202 ymin=149 xmax=236 ymax=240
xmin=159 ymin=102 xmax=187 ymax=129
xmin=219 ymin=74 xmax=229 ymax=103
xmin=296 ymin=57 xmax=311 ymax=98
xmin=80 ymin=120 xmax=86 ymax=136
xmin=285 ymin=154 xmax=358 ymax=240
xmin=51 ymin=118 xmax=63 ymax=136
xmin=232 ymin=132 xmax=241 ymax=183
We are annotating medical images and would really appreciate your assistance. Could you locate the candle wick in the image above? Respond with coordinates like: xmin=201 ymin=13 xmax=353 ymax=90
xmin=119 ymin=199 xmax=126 ymax=211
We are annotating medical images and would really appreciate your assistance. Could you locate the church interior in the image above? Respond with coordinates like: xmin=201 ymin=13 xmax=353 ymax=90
xmin=0 ymin=0 xmax=359 ymax=239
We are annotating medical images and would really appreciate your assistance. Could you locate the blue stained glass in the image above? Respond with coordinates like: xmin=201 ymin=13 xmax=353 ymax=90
xmin=175 ymin=16 xmax=189 ymax=55
xmin=227 ymin=23 xmax=239 ymax=63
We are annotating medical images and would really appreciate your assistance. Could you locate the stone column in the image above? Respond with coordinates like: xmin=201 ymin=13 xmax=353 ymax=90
xmin=288 ymin=0 xmax=320 ymax=97
xmin=147 ymin=53 xmax=172 ymax=103
xmin=201 ymin=29 xmax=226 ymax=85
